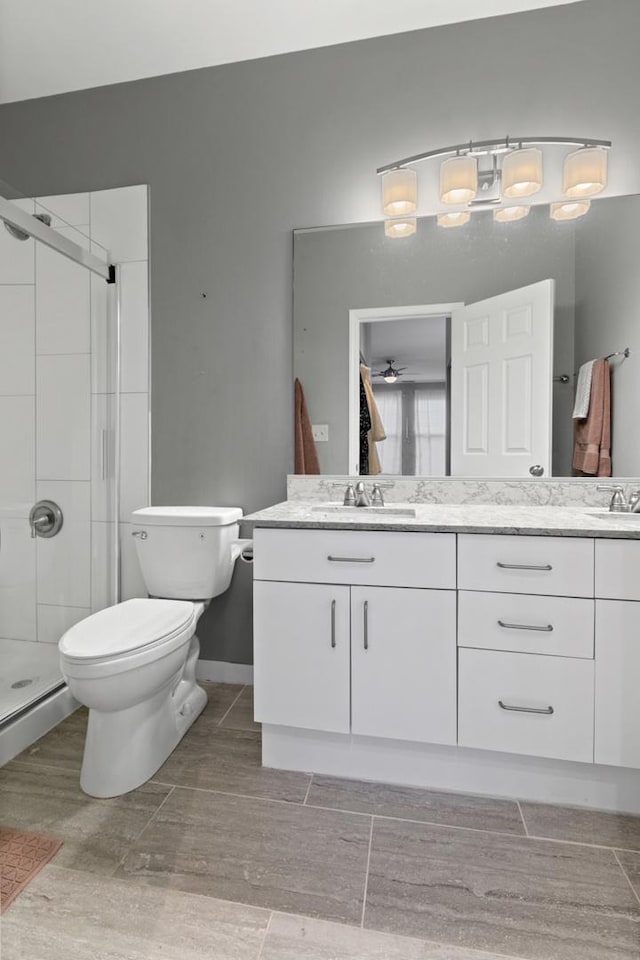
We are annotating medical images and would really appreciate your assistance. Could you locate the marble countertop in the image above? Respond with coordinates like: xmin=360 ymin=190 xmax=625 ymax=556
xmin=243 ymin=501 xmax=640 ymax=539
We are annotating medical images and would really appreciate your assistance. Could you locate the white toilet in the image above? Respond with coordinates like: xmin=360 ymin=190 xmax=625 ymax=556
xmin=59 ymin=506 xmax=249 ymax=799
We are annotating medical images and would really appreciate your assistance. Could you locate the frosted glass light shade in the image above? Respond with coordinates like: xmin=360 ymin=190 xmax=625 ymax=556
xmin=440 ymin=155 xmax=478 ymax=204
xmin=384 ymin=217 xmax=417 ymax=238
xmin=502 ymin=148 xmax=543 ymax=198
xmin=437 ymin=211 xmax=470 ymax=229
xmin=550 ymin=199 xmax=591 ymax=221
xmin=382 ymin=169 xmax=418 ymax=215
xmin=563 ymin=147 xmax=607 ymax=197
xmin=494 ymin=205 xmax=530 ymax=223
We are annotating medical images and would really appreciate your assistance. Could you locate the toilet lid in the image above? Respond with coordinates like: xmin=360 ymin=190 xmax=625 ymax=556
xmin=59 ymin=598 xmax=196 ymax=660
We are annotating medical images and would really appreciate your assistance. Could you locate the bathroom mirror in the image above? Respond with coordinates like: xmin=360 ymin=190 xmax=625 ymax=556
xmin=293 ymin=194 xmax=639 ymax=477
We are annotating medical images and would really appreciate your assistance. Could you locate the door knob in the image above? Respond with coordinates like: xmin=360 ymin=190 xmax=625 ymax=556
xmin=29 ymin=500 xmax=63 ymax=539
xmin=529 ymin=465 xmax=544 ymax=477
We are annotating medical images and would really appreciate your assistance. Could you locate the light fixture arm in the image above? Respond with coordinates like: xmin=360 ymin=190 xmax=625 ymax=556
xmin=376 ymin=135 xmax=612 ymax=175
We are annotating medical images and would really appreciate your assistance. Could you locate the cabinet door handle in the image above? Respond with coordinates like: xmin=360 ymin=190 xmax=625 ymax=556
xmin=498 ymin=620 xmax=554 ymax=633
xmin=496 ymin=562 xmax=553 ymax=572
xmin=498 ymin=700 xmax=554 ymax=715
xmin=327 ymin=556 xmax=375 ymax=563
xmin=363 ymin=600 xmax=369 ymax=650
xmin=330 ymin=599 xmax=336 ymax=648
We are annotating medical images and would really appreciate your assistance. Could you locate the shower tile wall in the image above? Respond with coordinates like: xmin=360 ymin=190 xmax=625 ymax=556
xmin=0 ymin=185 xmax=150 ymax=648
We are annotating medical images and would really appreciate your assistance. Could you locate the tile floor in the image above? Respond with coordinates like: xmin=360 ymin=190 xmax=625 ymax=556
xmin=2 ymin=682 xmax=640 ymax=959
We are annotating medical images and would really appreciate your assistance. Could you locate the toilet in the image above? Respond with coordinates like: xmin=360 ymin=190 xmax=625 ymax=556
xmin=59 ymin=506 xmax=250 ymax=799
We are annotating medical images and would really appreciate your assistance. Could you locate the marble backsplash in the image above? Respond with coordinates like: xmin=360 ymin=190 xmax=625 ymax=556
xmin=287 ymin=475 xmax=640 ymax=507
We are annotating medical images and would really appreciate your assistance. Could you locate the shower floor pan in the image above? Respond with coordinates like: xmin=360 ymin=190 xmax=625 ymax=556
xmin=0 ymin=638 xmax=64 ymax=726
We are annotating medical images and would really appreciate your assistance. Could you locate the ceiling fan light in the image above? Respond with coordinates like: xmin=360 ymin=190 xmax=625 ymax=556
xmin=494 ymin=204 xmax=530 ymax=223
xmin=437 ymin=211 xmax=470 ymax=229
xmin=383 ymin=374 xmax=397 ymax=383
xmin=382 ymin=169 xmax=418 ymax=216
xmin=439 ymin=155 xmax=478 ymax=204
xmin=550 ymin=199 xmax=591 ymax=221
xmin=502 ymin=147 xmax=543 ymax=198
xmin=384 ymin=216 xmax=417 ymax=238
xmin=563 ymin=146 xmax=607 ymax=197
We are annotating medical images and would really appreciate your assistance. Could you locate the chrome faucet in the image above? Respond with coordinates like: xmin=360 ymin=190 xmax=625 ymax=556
xmin=342 ymin=484 xmax=356 ymax=506
xmin=597 ymin=484 xmax=640 ymax=512
xmin=371 ymin=483 xmax=385 ymax=506
xmin=354 ymin=481 xmax=370 ymax=507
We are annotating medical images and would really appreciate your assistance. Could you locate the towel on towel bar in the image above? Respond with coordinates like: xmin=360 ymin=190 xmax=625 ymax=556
xmin=572 ymin=360 xmax=595 ymax=419
xmin=572 ymin=358 xmax=611 ymax=477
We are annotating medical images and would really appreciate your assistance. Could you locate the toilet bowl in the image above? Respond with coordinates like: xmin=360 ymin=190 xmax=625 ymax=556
xmin=59 ymin=506 xmax=249 ymax=798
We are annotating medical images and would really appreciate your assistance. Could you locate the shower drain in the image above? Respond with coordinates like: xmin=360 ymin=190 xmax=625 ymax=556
xmin=11 ymin=679 xmax=33 ymax=689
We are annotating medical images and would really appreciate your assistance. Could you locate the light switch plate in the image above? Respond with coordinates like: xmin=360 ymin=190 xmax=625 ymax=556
xmin=312 ymin=424 xmax=329 ymax=442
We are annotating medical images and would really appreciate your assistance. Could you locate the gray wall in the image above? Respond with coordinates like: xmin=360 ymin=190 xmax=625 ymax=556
xmin=294 ymin=209 xmax=576 ymax=476
xmin=575 ymin=196 xmax=640 ymax=475
xmin=0 ymin=0 xmax=639 ymax=662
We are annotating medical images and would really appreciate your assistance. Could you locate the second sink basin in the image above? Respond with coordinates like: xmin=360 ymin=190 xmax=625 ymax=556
xmin=311 ymin=503 xmax=417 ymax=518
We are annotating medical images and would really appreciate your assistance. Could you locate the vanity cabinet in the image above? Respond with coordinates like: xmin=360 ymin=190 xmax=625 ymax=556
xmin=594 ymin=540 xmax=640 ymax=769
xmin=252 ymin=520 xmax=640 ymax=810
xmin=253 ymin=528 xmax=457 ymax=745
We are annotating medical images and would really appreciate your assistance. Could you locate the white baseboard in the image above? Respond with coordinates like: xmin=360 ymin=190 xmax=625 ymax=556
xmin=196 ymin=659 xmax=254 ymax=685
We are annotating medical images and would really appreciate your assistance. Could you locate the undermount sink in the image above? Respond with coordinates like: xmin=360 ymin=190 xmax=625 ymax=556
xmin=588 ymin=511 xmax=640 ymax=521
xmin=311 ymin=503 xmax=417 ymax=518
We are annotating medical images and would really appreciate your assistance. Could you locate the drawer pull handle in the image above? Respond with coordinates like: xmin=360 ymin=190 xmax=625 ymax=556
xmin=327 ymin=556 xmax=375 ymax=563
xmin=496 ymin=562 xmax=553 ymax=572
xmin=364 ymin=600 xmax=369 ymax=651
xmin=498 ymin=700 xmax=554 ymax=716
xmin=330 ymin=600 xmax=336 ymax=648
xmin=498 ymin=620 xmax=554 ymax=633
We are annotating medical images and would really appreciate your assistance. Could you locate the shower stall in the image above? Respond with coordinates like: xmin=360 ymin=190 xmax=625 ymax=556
xmin=0 ymin=180 xmax=151 ymax=762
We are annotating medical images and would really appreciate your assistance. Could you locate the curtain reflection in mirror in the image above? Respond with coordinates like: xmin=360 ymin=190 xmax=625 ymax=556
xmin=371 ymin=383 xmax=447 ymax=476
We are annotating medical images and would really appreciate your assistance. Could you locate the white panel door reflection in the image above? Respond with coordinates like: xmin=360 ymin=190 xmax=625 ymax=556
xmin=451 ymin=280 xmax=554 ymax=477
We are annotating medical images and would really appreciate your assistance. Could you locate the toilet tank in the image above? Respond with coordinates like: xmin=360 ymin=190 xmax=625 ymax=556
xmin=131 ymin=506 xmax=243 ymax=600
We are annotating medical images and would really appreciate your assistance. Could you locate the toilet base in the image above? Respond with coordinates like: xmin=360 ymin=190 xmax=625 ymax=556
xmin=79 ymin=635 xmax=206 ymax=798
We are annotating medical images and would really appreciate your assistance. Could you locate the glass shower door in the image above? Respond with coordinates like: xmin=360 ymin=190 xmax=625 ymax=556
xmin=0 ymin=188 xmax=118 ymax=724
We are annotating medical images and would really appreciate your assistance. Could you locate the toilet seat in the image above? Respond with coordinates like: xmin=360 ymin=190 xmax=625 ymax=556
xmin=60 ymin=598 xmax=196 ymax=663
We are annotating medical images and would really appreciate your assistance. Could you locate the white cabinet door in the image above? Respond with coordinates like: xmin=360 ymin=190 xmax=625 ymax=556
xmin=351 ymin=586 xmax=457 ymax=745
xmin=451 ymin=279 xmax=554 ymax=477
xmin=253 ymin=580 xmax=350 ymax=734
xmin=595 ymin=600 xmax=640 ymax=768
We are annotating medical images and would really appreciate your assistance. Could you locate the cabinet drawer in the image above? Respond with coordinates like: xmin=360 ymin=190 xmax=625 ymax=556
xmin=458 ymin=534 xmax=594 ymax=597
xmin=458 ymin=649 xmax=594 ymax=763
xmin=458 ymin=591 xmax=594 ymax=658
xmin=595 ymin=540 xmax=640 ymax=601
xmin=253 ymin=528 xmax=456 ymax=589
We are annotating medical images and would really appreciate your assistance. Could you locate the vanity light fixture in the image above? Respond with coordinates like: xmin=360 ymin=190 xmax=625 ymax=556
xmin=494 ymin=204 xmax=530 ymax=223
xmin=384 ymin=217 xmax=417 ymax=238
xmin=440 ymin=154 xmax=478 ymax=204
xmin=550 ymin=199 xmax=591 ymax=221
xmin=562 ymin=146 xmax=608 ymax=197
xmin=501 ymin=147 xmax=543 ymax=198
xmin=437 ymin=211 xmax=470 ymax=229
xmin=377 ymin=135 xmax=611 ymax=235
xmin=381 ymin=168 xmax=418 ymax=216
